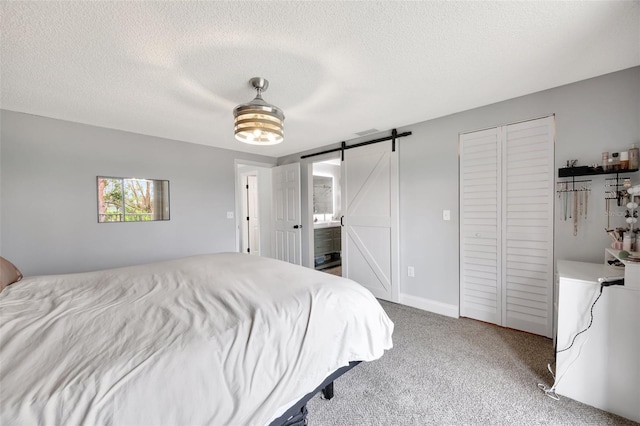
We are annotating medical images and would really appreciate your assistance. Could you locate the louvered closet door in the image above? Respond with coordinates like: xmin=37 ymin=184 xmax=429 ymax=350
xmin=502 ymin=117 xmax=555 ymax=338
xmin=460 ymin=128 xmax=502 ymax=325
xmin=460 ymin=116 xmax=554 ymax=338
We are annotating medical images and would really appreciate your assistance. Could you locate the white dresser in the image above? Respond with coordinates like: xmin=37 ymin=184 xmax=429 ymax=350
xmin=555 ymin=253 xmax=640 ymax=422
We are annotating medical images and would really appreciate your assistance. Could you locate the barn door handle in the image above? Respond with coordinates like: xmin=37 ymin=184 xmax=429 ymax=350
xmin=340 ymin=216 xmax=344 ymax=226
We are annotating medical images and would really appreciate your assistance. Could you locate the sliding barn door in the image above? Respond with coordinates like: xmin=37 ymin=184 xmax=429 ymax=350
xmin=460 ymin=116 xmax=554 ymax=337
xmin=342 ymin=141 xmax=399 ymax=302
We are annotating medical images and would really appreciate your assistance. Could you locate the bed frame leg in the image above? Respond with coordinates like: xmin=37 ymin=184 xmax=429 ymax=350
xmin=321 ymin=381 xmax=334 ymax=400
xmin=281 ymin=405 xmax=308 ymax=426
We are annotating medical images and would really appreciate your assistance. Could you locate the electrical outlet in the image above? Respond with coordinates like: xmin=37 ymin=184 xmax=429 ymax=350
xmin=408 ymin=266 xmax=415 ymax=277
xmin=227 ymin=211 xmax=234 ymax=219
xmin=443 ymin=210 xmax=451 ymax=221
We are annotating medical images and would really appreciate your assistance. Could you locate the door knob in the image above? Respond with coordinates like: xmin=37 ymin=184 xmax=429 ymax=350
xmin=293 ymin=225 xmax=302 ymax=229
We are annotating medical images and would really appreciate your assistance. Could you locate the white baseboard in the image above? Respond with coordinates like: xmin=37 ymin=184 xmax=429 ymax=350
xmin=398 ymin=293 xmax=459 ymax=318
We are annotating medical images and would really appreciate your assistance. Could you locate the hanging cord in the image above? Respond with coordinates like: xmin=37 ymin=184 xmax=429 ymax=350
xmin=557 ymin=284 xmax=603 ymax=353
xmin=538 ymin=284 xmax=604 ymax=400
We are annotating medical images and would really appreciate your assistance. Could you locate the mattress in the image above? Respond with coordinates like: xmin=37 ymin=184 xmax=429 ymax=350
xmin=0 ymin=253 xmax=393 ymax=425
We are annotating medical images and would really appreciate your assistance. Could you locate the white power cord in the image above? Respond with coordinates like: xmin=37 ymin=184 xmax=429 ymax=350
xmin=538 ymin=364 xmax=559 ymax=400
xmin=538 ymin=284 xmax=601 ymax=400
xmin=538 ymin=334 xmax=589 ymax=400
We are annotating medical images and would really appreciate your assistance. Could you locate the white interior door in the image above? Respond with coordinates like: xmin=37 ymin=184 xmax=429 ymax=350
xmin=241 ymin=175 xmax=250 ymax=254
xmin=342 ymin=141 xmax=398 ymax=301
xmin=247 ymin=175 xmax=260 ymax=255
xmin=240 ymin=174 xmax=260 ymax=255
xmin=272 ymin=163 xmax=302 ymax=265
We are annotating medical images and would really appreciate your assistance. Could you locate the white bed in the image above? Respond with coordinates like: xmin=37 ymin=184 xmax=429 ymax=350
xmin=0 ymin=253 xmax=393 ymax=425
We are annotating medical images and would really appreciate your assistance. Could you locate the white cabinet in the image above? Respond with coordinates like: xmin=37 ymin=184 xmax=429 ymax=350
xmin=460 ymin=116 xmax=555 ymax=337
xmin=555 ymin=259 xmax=640 ymax=423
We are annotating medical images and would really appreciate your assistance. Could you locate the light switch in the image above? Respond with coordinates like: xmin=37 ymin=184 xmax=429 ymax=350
xmin=443 ymin=210 xmax=451 ymax=221
xmin=227 ymin=211 xmax=234 ymax=219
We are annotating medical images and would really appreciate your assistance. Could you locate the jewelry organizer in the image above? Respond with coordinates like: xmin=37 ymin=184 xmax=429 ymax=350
xmin=557 ymin=166 xmax=638 ymax=236
xmin=556 ymin=177 xmax=591 ymax=236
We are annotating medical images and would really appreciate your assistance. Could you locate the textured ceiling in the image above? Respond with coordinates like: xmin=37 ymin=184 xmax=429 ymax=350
xmin=1 ymin=1 xmax=639 ymax=158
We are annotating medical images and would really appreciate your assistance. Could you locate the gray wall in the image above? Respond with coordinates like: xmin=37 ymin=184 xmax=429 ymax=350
xmin=280 ymin=67 xmax=640 ymax=309
xmin=0 ymin=111 xmax=275 ymax=276
xmin=2 ymin=67 xmax=638 ymax=302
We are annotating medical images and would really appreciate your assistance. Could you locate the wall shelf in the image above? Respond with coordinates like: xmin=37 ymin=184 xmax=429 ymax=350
xmin=558 ymin=166 xmax=638 ymax=178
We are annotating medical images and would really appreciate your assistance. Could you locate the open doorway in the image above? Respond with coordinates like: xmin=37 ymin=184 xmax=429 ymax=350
xmin=239 ymin=173 xmax=259 ymax=255
xmin=311 ymin=158 xmax=342 ymax=276
xmin=235 ymin=161 xmax=273 ymax=258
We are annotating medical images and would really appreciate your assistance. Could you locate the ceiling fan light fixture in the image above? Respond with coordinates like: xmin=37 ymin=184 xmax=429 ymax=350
xmin=233 ymin=77 xmax=284 ymax=145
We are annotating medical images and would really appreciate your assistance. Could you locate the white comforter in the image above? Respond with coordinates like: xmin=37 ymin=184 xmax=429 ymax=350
xmin=0 ymin=253 xmax=393 ymax=425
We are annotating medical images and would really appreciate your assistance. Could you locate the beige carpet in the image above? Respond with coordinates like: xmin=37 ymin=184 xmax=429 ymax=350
xmin=307 ymin=300 xmax=636 ymax=425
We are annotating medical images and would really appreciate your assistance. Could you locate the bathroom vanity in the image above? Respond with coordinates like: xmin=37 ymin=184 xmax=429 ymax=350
xmin=314 ymin=224 xmax=341 ymax=270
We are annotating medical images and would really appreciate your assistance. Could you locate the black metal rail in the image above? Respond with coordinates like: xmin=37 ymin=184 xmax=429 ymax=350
xmin=301 ymin=128 xmax=412 ymax=161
